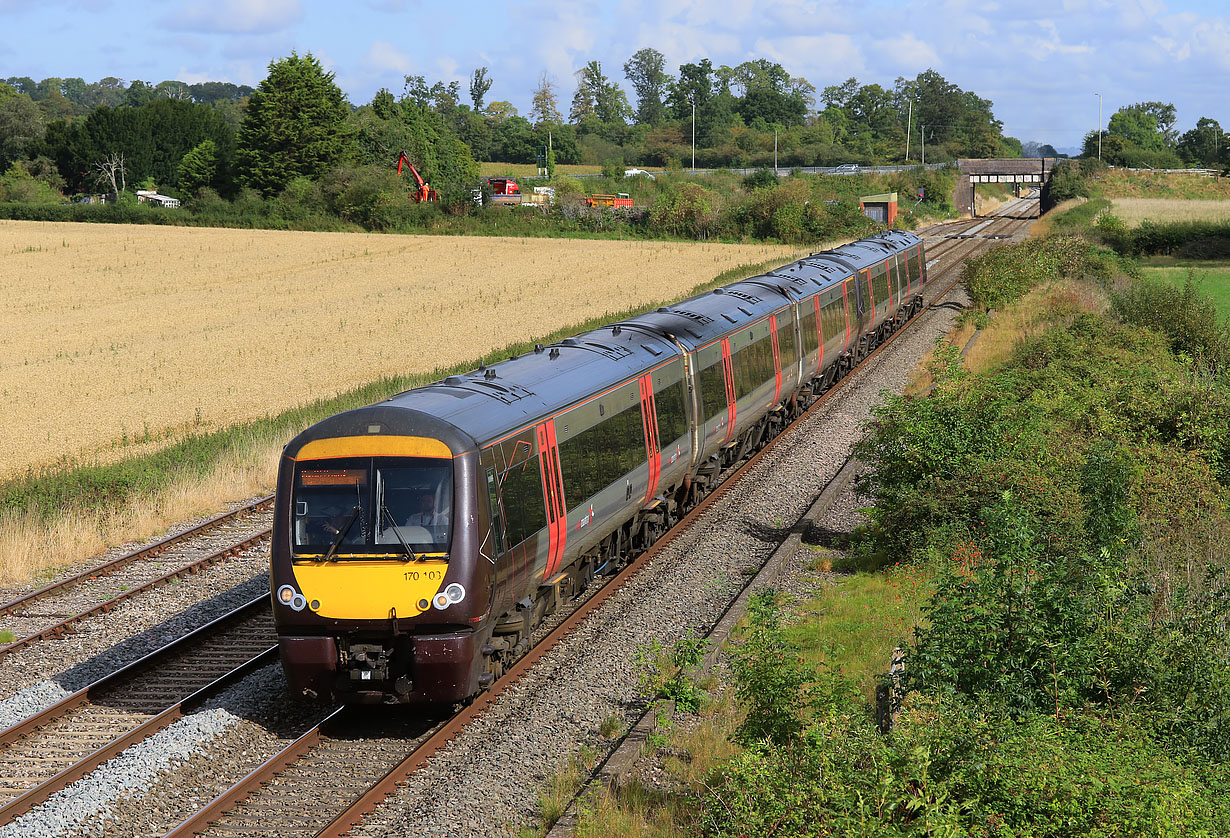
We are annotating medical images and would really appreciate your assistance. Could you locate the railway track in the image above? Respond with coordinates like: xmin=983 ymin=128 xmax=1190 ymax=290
xmin=160 ymin=206 xmax=1034 ymax=838
xmin=0 ymin=597 xmax=277 ymax=828
xmin=0 ymin=497 xmax=273 ymax=658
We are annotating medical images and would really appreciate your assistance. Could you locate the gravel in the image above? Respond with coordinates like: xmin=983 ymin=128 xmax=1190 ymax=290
xmin=345 ymin=281 xmax=972 ymax=838
xmin=0 ymin=680 xmax=72 ymax=731
xmin=0 ymin=707 xmax=239 ymax=838
xmin=0 ymin=664 xmax=304 ymax=838
xmin=0 ymin=562 xmax=270 ymax=720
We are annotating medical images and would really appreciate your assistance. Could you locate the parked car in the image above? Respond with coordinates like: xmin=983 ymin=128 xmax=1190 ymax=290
xmin=833 ymin=164 xmax=861 ymax=174
xmin=623 ymin=168 xmax=656 ymax=179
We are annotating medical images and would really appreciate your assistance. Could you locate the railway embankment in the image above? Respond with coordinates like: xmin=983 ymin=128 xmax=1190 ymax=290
xmin=0 ymin=203 xmax=1041 ymax=837
xmin=557 ymin=233 xmax=1230 ymax=836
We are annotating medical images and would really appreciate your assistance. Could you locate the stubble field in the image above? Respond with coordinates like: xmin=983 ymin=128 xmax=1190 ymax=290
xmin=0 ymin=221 xmax=800 ymax=480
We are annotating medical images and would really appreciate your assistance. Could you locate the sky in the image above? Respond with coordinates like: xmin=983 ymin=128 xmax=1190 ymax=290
xmin=1 ymin=0 xmax=1227 ymax=151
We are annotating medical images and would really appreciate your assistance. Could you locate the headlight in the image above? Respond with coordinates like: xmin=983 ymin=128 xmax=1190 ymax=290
xmin=444 ymin=583 xmax=466 ymax=604
xmin=278 ymin=584 xmax=306 ymax=612
xmin=433 ymin=592 xmax=451 ymax=610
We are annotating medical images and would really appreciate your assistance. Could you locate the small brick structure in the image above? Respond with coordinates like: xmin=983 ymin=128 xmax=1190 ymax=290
xmin=954 ymin=158 xmax=1059 ymax=216
xmin=859 ymin=192 xmax=898 ymax=226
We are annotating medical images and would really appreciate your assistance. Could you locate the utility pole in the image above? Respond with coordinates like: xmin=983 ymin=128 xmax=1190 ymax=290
xmin=691 ymin=97 xmax=696 ymax=173
xmin=905 ymin=100 xmax=913 ymax=164
xmin=774 ymin=129 xmax=778 ymax=170
xmin=921 ymin=125 xmax=925 ymax=166
xmin=1095 ymin=92 xmax=1102 ymax=160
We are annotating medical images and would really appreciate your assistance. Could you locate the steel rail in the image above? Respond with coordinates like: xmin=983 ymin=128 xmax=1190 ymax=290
xmin=0 ymin=599 xmax=277 ymax=827
xmin=163 ymin=213 xmax=1031 ymax=838
xmin=0 ymin=529 xmax=272 ymax=657
xmin=0 ymin=495 xmax=273 ymax=620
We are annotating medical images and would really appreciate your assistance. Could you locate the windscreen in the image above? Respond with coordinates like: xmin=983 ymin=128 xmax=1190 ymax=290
xmin=292 ymin=456 xmax=453 ymax=557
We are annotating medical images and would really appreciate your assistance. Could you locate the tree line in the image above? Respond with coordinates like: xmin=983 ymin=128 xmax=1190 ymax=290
xmin=1081 ymin=100 xmax=1229 ymax=169
xmin=3 ymin=50 xmax=1224 ymax=222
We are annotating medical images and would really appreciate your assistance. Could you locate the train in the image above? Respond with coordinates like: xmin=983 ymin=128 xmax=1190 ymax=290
xmin=271 ymin=230 xmax=929 ymax=704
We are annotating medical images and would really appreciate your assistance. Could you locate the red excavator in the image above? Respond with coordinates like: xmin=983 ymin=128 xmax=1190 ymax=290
xmin=396 ymin=151 xmax=438 ymax=203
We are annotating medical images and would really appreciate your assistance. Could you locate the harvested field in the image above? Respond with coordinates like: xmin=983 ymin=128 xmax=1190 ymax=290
xmin=0 ymin=221 xmax=800 ymax=480
xmin=1110 ymin=198 xmax=1230 ymax=227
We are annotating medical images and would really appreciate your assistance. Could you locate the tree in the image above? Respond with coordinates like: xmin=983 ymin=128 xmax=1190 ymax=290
xmin=469 ymin=67 xmax=492 ymax=112
xmin=0 ymin=92 xmax=45 ymax=171
xmin=570 ymin=61 xmax=631 ymax=126
xmin=731 ymin=59 xmax=807 ymax=126
xmin=155 ymin=80 xmax=192 ymax=101
xmin=530 ymin=72 xmax=563 ymax=125
xmin=123 ymin=80 xmax=157 ymax=107
xmin=1135 ymin=101 xmax=1178 ymax=146
xmin=177 ymin=138 xmax=217 ymax=193
xmin=93 ymin=150 xmax=126 ymax=196
xmin=623 ymin=48 xmax=669 ymax=125
xmin=235 ymin=52 xmax=357 ymax=195
xmin=1107 ymin=105 xmax=1166 ymax=151
xmin=1177 ymin=117 xmax=1225 ymax=167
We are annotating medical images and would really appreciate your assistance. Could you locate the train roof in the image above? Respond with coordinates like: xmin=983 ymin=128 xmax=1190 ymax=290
xmin=286 ymin=230 xmax=923 ymax=455
xmin=296 ymin=322 xmax=683 ymax=452
xmin=616 ymin=229 xmax=921 ymax=350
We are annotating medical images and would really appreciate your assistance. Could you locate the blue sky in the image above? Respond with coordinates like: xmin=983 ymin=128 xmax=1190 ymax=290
xmin=1 ymin=0 xmax=1226 ymax=150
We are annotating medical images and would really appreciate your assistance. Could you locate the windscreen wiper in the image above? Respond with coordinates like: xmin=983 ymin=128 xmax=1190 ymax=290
xmin=379 ymin=502 xmax=421 ymax=562
xmin=322 ymin=506 xmax=361 ymax=563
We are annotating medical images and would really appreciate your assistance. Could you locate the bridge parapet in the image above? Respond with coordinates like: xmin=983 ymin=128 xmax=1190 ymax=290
xmin=955 ymin=158 xmax=1059 ymax=215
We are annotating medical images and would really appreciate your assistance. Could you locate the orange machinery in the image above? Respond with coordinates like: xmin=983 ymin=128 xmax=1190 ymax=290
xmin=585 ymin=193 xmax=633 ymax=208
xmin=396 ymin=151 xmax=438 ymax=203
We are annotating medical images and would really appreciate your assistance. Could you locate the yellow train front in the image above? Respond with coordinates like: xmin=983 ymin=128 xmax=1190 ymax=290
xmin=271 ymin=406 xmax=493 ymax=704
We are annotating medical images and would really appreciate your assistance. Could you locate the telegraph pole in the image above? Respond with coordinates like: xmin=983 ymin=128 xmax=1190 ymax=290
xmin=1095 ymin=92 xmax=1102 ymax=160
xmin=691 ymin=98 xmax=696 ymax=173
xmin=905 ymin=100 xmax=913 ymax=163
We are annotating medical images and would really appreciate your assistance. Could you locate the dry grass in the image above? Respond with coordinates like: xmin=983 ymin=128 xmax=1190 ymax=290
xmin=1031 ymin=197 xmax=1087 ymax=236
xmin=1110 ymin=198 xmax=1230 ymax=227
xmin=0 ymin=221 xmax=799 ymax=481
xmin=0 ymin=433 xmax=282 ymax=588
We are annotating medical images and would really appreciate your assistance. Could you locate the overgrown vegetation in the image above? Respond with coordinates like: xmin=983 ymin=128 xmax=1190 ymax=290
xmin=961 ymin=234 xmax=1134 ymax=308
xmin=571 ymin=236 xmax=1230 ymax=836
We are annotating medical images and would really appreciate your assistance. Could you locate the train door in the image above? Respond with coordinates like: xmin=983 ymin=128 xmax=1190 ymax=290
xmin=721 ymin=338 xmax=736 ymax=444
xmin=534 ymin=421 xmax=567 ymax=581
xmin=637 ymin=375 xmax=661 ymax=504
xmin=769 ymin=315 xmax=782 ymax=406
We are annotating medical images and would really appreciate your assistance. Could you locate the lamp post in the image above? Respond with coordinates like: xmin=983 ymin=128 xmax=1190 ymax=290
xmin=1095 ymin=92 xmax=1102 ymax=161
xmin=921 ymin=124 xmax=925 ymax=166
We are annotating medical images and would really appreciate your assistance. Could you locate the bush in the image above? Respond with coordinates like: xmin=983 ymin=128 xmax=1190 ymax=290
xmin=962 ymin=235 xmax=1133 ymax=309
xmin=1111 ymin=271 xmax=1230 ymax=371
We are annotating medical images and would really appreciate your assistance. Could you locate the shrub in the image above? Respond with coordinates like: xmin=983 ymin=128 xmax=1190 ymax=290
xmin=1111 ymin=271 xmax=1230 ymax=371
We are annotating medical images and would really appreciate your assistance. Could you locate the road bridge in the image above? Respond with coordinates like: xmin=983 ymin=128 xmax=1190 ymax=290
xmin=955 ymin=158 xmax=1059 ymax=216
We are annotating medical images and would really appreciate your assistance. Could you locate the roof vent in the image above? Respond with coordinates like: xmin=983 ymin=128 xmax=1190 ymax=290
xmin=534 ymin=344 xmax=545 ymax=354
xmin=713 ymin=287 xmax=725 ymax=294
xmin=549 ymin=347 xmax=560 ymax=359
xmin=612 ymin=325 xmax=622 ymax=335
xmin=484 ymin=368 xmax=497 ymax=379
xmin=657 ymin=306 xmax=670 ymax=313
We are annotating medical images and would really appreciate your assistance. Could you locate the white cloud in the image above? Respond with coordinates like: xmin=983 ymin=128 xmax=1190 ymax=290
xmin=362 ymin=40 xmax=415 ymax=76
xmin=161 ymin=0 xmax=301 ymax=34
xmin=753 ymin=34 xmax=866 ymax=79
xmin=874 ymin=32 xmax=940 ymax=69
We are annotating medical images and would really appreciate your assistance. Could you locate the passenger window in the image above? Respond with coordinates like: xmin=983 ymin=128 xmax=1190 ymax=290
xmin=500 ymin=456 xmax=546 ymax=547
